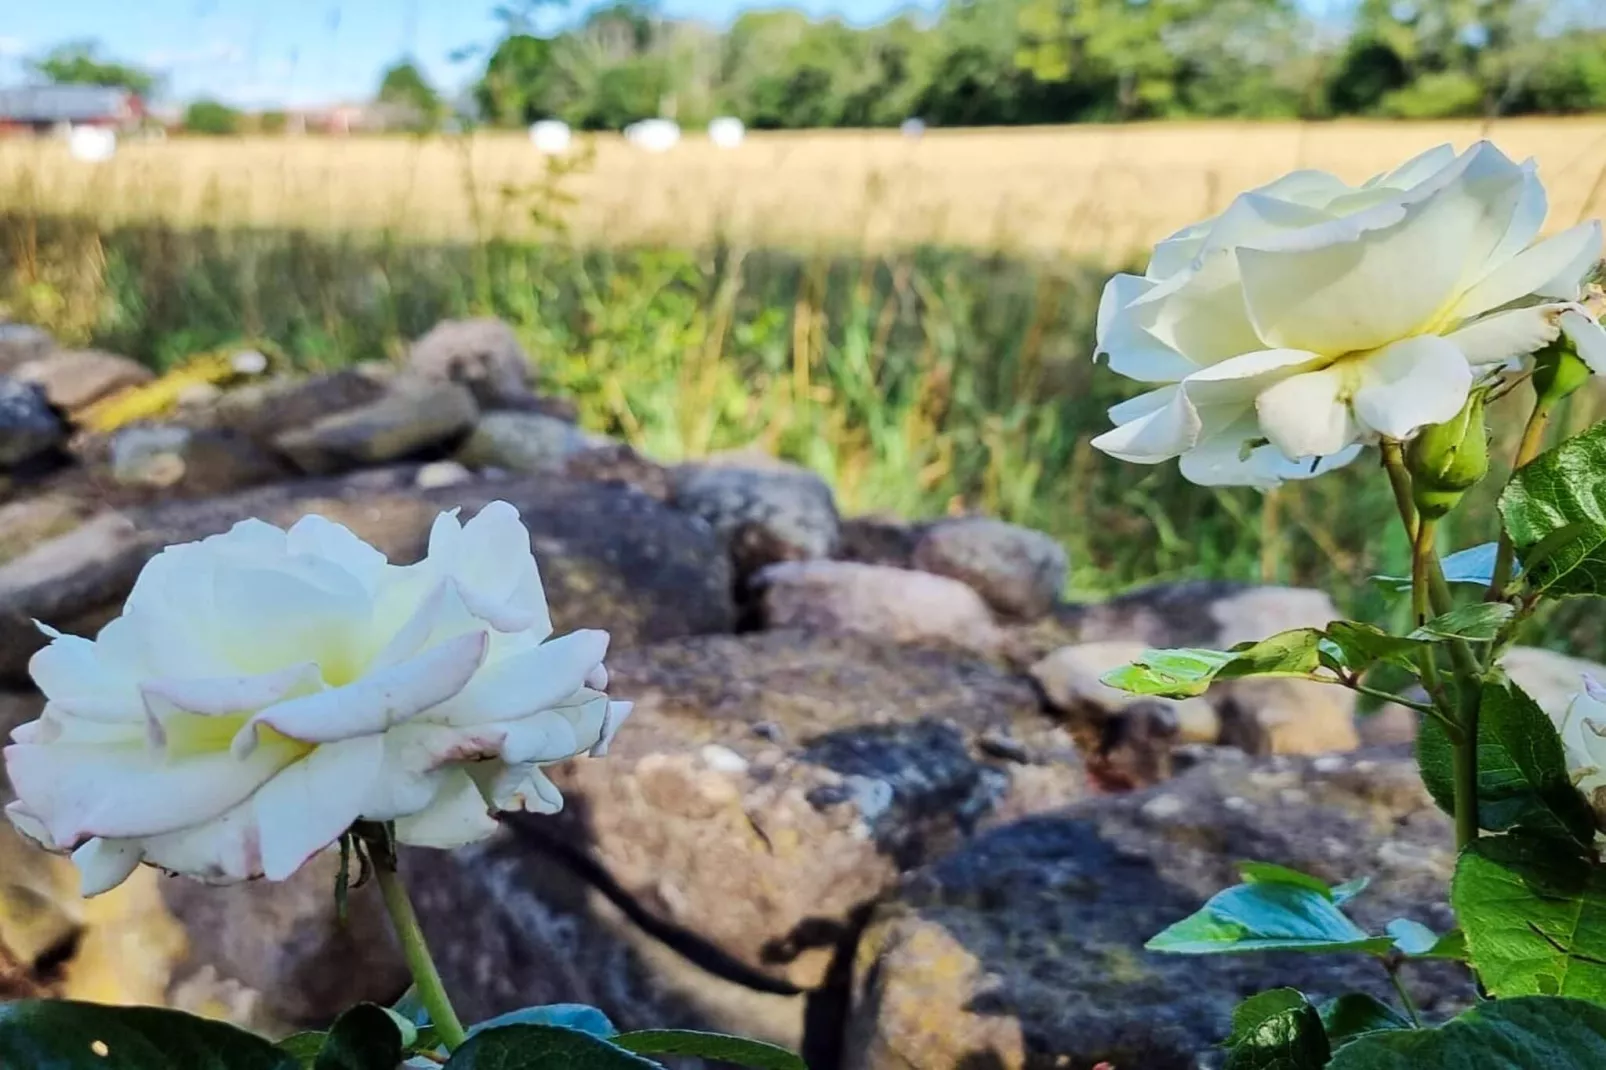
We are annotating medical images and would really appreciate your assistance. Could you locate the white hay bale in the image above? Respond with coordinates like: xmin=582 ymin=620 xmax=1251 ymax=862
xmin=707 ymin=116 xmax=745 ymax=148
xmin=529 ymin=119 xmax=572 ymax=154
xmin=624 ymin=118 xmax=680 ymax=153
xmin=68 ymin=126 xmax=117 ymax=162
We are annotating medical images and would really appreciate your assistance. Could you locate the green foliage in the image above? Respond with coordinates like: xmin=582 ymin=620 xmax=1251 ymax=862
xmin=0 ymin=1000 xmax=297 ymax=1069
xmin=1326 ymin=997 xmax=1606 ymax=1068
xmin=1319 ymin=994 xmax=1412 ymax=1049
xmin=184 ymin=99 xmax=243 ymax=136
xmin=460 ymin=0 xmax=1606 ymax=129
xmin=443 ymin=1025 xmax=662 ymax=1069
xmin=1224 ymin=989 xmax=1330 ymax=1070
xmin=1417 ymin=677 xmax=1598 ymax=848
xmin=1145 ymin=864 xmax=1394 ymax=956
xmin=1500 ymin=422 xmax=1606 ymax=596
xmin=314 ymin=1005 xmax=414 ymax=1070
xmin=1454 ymin=838 xmax=1606 ymax=1003
xmin=1409 ymin=603 xmax=1514 ymax=642
xmin=29 ymin=39 xmax=158 ymax=95
xmin=377 ymin=60 xmax=443 ymax=130
xmin=612 ymin=1030 xmax=807 ymax=1069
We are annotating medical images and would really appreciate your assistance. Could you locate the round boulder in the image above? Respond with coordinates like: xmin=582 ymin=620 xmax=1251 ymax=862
xmin=912 ymin=517 xmax=1068 ymax=620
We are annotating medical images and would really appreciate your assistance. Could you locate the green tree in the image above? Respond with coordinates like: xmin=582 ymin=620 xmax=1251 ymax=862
xmin=377 ymin=60 xmax=444 ymax=129
xmin=29 ymin=40 xmax=157 ymax=95
xmin=476 ymin=34 xmax=558 ymax=124
xmin=183 ymin=99 xmax=241 ymax=136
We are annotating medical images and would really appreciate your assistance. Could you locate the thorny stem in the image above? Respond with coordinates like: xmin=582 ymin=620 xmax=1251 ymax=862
xmin=1386 ymin=959 xmax=1424 ymax=1028
xmin=360 ymin=824 xmax=468 ymax=1053
xmin=1489 ymin=395 xmax=1555 ymax=601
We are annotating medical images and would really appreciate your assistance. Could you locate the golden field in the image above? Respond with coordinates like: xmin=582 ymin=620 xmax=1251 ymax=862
xmin=3 ymin=117 xmax=1606 ymax=257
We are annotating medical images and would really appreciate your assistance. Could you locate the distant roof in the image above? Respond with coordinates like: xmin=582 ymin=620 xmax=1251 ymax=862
xmin=0 ymin=84 xmax=137 ymax=123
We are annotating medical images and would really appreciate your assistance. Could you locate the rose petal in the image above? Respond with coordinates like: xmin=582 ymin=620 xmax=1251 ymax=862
xmin=253 ymin=735 xmax=388 ymax=881
xmin=1447 ymin=304 xmax=1567 ymax=367
xmin=1255 ymin=367 xmax=1358 ymax=458
xmin=393 ymin=770 xmax=499 ymax=850
xmin=1453 ymin=221 xmax=1602 ymax=320
xmin=1095 ymin=273 xmax=1197 ymax=382
xmin=433 ymin=630 xmax=610 ymax=726
xmin=232 ymin=630 xmax=488 ymax=756
xmin=71 ymin=838 xmax=143 ymax=897
xmin=1091 ymin=386 xmax=1202 ymax=464
xmin=1562 ymin=310 xmax=1606 ymax=376
xmin=1351 ymin=336 xmax=1472 ymax=441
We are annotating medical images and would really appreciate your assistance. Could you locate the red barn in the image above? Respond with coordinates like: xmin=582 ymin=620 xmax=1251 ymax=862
xmin=0 ymin=85 xmax=145 ymax=135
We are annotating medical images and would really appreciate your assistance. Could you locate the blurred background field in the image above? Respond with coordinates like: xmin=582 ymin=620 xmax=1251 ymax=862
xmin=5 ymin=0 xmax=1606 ymax=655
xmin=3 ymin=119 xmax=1605 ymax=253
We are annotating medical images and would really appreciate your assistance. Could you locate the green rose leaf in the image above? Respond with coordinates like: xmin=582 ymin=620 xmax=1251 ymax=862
xmin=1319 ymin=993 xmax=1412 ymax=1050
xmin=1372 ymin=543 xmax=1502 ymax=592
xmin=467 ymin=1005 xmax=617 ymax=1040
xmin=443 ymin=1024 xmax=662 ymax=1069
xmin=1104 ymin=630 xmax=1322 ymax=699
xmin=1327 ymin=996 xmax=1606 ymax=1068
xmin=314 ymin=1004 xmax=414 ymax=1070
xmin=278 ymin=1033 xmax=326 ymax=1069
xmin=1224 ymin=988 xmax=1330 ymax=1070
xmin=1385 ymin=919 xmax=1466 ymax=960
xmin=1453 ymin=837 xmax=1606 ymax=1003
xmin=1408 ymin=603 xmax=1514 ymax=642
xmin=1319 ymin=623 xmax=1425 ymax=674
xmin=0 ymin=1000 xmax=297 ymax=1070
xmin=612 ymin=1030 xmax=807 ymax=1070
xmin=1102 ymin=647 xmax=1240 ymax=698
xmin=1417 ymin=677 xmax=1596 ymax=848
xmin=1146 ymin=869 xmax=1393 ymax=956
xmin=1499 ymin=421 xmax=1606 ymax=595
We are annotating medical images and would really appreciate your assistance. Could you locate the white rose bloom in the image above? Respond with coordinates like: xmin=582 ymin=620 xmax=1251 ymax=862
xmin=1553 ymin=675 xmax=1606 ymax=822
xmin=1093 ymin=141 xmax=1606 ymax=487
xmin=3 ymin=502 xmax=631 ymax=896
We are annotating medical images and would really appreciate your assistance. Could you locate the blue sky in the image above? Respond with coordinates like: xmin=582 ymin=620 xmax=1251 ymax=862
xmin=0 ymin=0 xmax=931 ymax=108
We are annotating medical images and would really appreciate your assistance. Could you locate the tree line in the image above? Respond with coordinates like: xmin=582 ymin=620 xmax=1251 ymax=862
xmin=466 ymin=0 xmax=1606 ymax=130
xmin=23 ymin=0 xmax=1606 ymax=135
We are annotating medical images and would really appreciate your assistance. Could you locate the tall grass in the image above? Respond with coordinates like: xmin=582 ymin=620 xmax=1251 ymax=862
xmin=5 ymin=210 xmax=1603 ymax=658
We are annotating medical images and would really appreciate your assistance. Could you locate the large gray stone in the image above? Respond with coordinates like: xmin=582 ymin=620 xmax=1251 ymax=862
xmin=1500 ymin=646 xmax=1605 ymax=718
xmin=528 ymin=630 xmax=1079 ymax=994
xmin=912 ymin=517 xmax=1068 ymax=620
xmin=671 ymin=462 xmax=840 ymax=578
xmin=15 ymin=349 xmax=151 ymax=415
xmin=211 ymin=370 xmax=388 ymax=442
xmin=407 ymin=318 xmax=534 ymax=408
xmin=0 ymin=471 xmax=735 ymax=680
xmin=274 ymin=380 xmax=479 ymax=474
xmin=756 ymin=560 xmax=1004 ymax=657
xmin=846 ymin=749 xmax=1466 ymax=1070
xmin=457 ymin=410 xmax=595 ymax=474
xmin=0 ymin=324 xmax=54 ymax=375
xmin=0 ymin=377 xmax=65 ymax=467
xmin=108 ymin=423 xmax=286 ymax=495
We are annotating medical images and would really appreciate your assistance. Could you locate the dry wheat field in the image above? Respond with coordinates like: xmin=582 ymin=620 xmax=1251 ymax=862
xmin=3 ymin=117 xmax=1606 ymax=257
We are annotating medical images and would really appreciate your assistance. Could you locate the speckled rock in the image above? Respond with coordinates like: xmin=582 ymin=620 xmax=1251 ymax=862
xmin=845 ymin=749 xmax=1467 ymax=1070
xmin=0 ymin=324 xmax=54 ymax=374
xmin=0 ymin=377 xmax=65 ymax=468
xmin=456 ymin=410 xmax=595 ymax=473
xmin=529 ymin=630 xmax=1082 ymax=993
xmin=671 ymin=462 xmax=840 ymax=577
xmin=756 ymin=560 xmax=1004 ymax=656
xmin=562 ymin=442 xmax=672 ymax=500
xmin=0 ymin=471 xmax=735 ymax=680
xmin=274 ymin=379 xmax=479 ymax=474
xmin=406 ymin=317 xmax=534 ymax=408
xmin=211 ymin=370 xmax=388 ymax=442
xmin=108 ymin=423 xmax=286 ymax=496
xmin=160 ymin=853 xmax=408 ymax=1025
xmin=837 ymin=516 xmax=922 ymax=569
xmin=15 ymin=350 xmax=151 ymax=415
xmin=912 ymin=517 xmax=1068 ymax=620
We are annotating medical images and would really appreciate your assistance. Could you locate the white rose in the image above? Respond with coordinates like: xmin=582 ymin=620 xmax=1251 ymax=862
xmin=3 ymin=501 xmax=631 ymax=896
xmin=1553 ymin=675 xmax=1606 ymax=823
xmin=1093 ymin=141 xmax=1606 ymax=487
